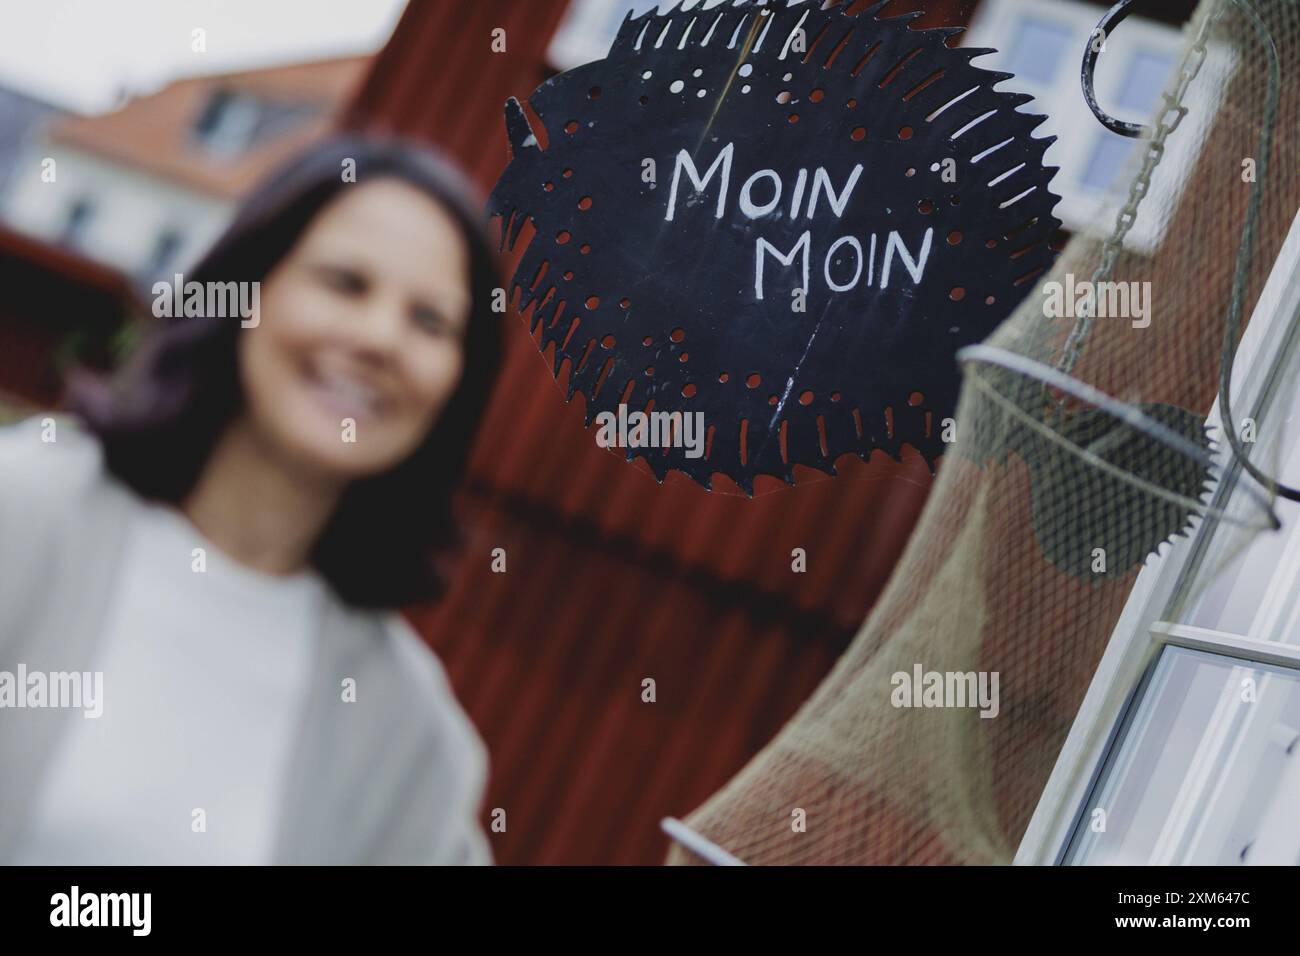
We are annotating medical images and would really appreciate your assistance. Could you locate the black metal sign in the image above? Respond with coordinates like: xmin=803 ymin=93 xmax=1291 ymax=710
xmin=488 ymin=0 xmax=1060 ymax=493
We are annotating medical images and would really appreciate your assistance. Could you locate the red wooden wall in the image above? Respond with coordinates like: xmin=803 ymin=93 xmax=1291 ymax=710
xmin=345 ymin=0 xmax=970 ymax=864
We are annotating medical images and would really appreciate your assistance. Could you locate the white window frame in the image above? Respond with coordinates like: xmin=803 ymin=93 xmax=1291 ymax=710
xmin=962 ymin=0 xmax=1233 ymax=252
xmin=1016 ymin=205 xmax=1300 ymax=865
xmin=195 ymin=90 xmax=262 ymax=158
xmin=547 ymin=0 xmax=662 ymax=71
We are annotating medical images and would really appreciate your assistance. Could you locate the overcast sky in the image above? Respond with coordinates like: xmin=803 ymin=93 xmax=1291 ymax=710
xmin=0 ymin=0 xmax=409 ymax=113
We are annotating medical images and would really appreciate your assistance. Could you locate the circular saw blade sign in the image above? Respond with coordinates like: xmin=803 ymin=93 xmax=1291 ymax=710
xmin=488 ymin=0 xmax=1060 ymax=493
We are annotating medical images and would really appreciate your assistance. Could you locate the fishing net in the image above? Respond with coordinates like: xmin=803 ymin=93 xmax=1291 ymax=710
xmin=666 ymin=0 xmax=1300 ymax=865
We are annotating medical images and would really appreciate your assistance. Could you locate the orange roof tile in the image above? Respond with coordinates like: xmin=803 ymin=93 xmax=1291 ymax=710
xmin=48 ymin=56 xmax=371 ymax=199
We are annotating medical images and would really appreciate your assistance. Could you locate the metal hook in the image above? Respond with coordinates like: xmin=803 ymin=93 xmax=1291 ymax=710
xmin=1082 ymin=0 xmax=1151 ymax=138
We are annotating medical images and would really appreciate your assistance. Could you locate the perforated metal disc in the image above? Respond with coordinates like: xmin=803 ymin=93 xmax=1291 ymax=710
xmin=488 ymin=0 xmax=1061 ymax=493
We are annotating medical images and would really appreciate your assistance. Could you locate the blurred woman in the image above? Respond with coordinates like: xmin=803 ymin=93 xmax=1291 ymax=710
xmin=0 ymin=135 xmax=502 ymax=864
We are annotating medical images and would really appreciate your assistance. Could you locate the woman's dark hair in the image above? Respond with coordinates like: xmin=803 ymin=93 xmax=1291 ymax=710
xmin=70 ymin=134 xmax=503 ymax=609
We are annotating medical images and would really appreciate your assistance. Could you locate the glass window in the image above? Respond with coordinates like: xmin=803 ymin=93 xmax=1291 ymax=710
xmin=58 ymin=197 xmax=95 ymax=248
xmin=1079 ymin=131 xmax=1134 ymax=191
xmin=192 ymin=88 xmax=262 ymax=157
xmin=1117 ymin=49 xmax=1175 ymax=113
xmin=1066 ymin=646 xmax=1300 ymax=865
xmin=1000 ymin=16 xmax=1073 ymax=85
xmin=962 ymin=0 xmax=1228 ymax=253
xmin=140 ymin=228 xmax=185 ymax=280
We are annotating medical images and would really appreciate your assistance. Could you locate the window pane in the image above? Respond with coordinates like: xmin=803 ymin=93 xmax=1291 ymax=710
xmin=1080 ymin=132 xmax=1134 ymax=191
xmin=1001 ymin=17 xmax=1073 ymax=85
xmin=1117 ymin=50 xmax=1174 ymax=113
xmin=1066 ymin=646 xmax=1300 ymax=864
xmin=59 ymin=198 xmax=95 ymax=247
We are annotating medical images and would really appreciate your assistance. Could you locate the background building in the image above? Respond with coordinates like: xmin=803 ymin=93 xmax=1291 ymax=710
xmin=0 ymin=85 xmax=66 ymax=201
xmin=0 ymin=56 xmax=367 ymax=281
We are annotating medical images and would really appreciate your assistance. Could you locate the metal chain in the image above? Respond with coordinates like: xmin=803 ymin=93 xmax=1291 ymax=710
xmin=1055 ymin=0 xmax=1224 ymax=381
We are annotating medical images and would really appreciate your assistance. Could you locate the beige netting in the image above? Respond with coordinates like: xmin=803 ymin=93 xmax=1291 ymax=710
xmin=667 ymin=0 xmax=1300 ymax=865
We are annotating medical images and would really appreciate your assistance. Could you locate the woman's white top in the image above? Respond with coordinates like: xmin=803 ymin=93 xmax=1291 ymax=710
xmin=11 ymin=499 xmax=324 ymax=865
xmin=0 ymin=414 xmax=493 ymax=865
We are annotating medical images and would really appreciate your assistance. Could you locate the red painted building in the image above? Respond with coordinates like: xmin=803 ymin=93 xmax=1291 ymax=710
xmin=344 ymin=0 xmax=955 ymax=864
xmin=0 ymin=0 xmax=996 ymax=863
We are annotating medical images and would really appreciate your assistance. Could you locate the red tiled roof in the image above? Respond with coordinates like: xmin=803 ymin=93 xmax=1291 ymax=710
xmin=49 ymin=56 xmax=370 ymax=199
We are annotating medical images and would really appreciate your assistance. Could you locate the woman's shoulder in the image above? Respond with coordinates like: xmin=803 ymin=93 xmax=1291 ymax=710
xmin=325 ymin=597 xmax=487 ymax=767
xmin=0 ymin=412 xmax=106 ymax=500
xmin=377 ymin=612 xmax=488 ymax=765
xmin=0 ymin=413 xmax=118 ymax=655
xmin=323 ymin=608 xmax=491 ymax=864
xmin=0 ymin=411 xmax=115 ymax=554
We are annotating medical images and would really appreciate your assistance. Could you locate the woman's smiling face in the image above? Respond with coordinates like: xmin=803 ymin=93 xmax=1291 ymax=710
xmin=238 ymin=177 xmax=472 ymax=481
